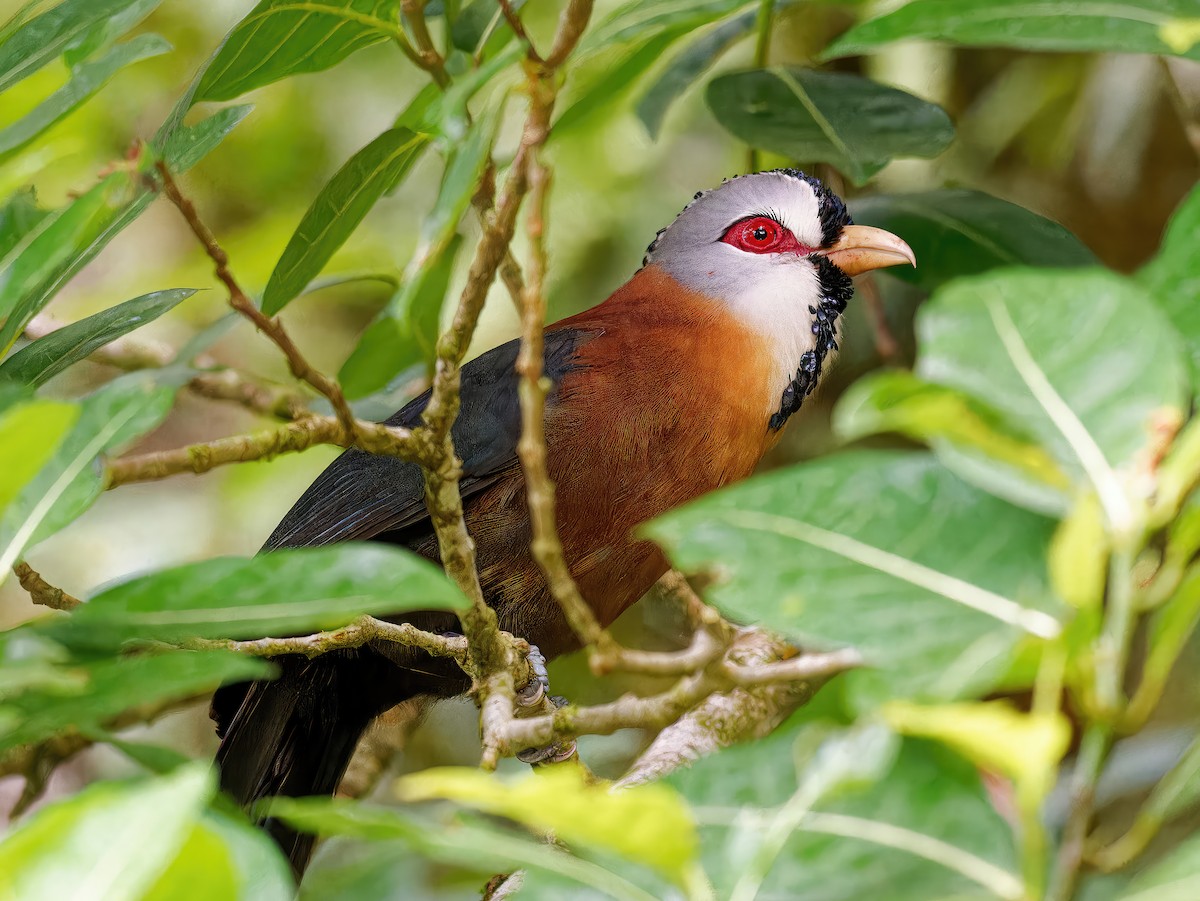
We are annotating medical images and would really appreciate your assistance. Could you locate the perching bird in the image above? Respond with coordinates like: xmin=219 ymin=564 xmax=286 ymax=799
xmin=212 ymin=169 xmax=914 ymax=876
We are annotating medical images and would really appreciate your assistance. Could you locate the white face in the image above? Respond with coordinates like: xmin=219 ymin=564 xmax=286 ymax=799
xmin=644 ymin=170 xmax=853 ymax=400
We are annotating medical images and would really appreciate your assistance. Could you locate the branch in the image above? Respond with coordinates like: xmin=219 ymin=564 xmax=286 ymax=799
xmin=13 ymin=561 xmax=81 ymax=610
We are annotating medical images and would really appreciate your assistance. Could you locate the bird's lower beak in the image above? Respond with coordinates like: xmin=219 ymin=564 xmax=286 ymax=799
xmin=822 ymin=225 xmax=916 ymax=276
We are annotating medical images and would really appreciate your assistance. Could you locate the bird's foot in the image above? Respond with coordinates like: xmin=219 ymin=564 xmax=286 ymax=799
xmin=517 ymin=695 xmax=577 ymax=766
xmin=516 ymin=643 xmax=551 ymax=708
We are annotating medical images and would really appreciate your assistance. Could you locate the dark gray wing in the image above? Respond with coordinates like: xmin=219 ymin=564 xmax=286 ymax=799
xmin=262 ymin=328 xmax=594 ymax=551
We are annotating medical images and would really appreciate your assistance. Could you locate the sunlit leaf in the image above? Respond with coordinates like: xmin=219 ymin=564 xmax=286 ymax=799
xmin=0 ymin=396 xmax=77 ymax=515
xmin=0 ymin=288 xmax=196 ymax=387
xmin=195 ymin=0 xmax=401 ymax=102
xmin=1118 ymin=831 xmax=1200 ymax=900
xmin=55 ymin=544 xmax=466 ymax=648
xmin=0 ymin=764 xmax=215 ymax=901
xmin=1048 ymin=491 xmax=1107 ymax=609
xmin=0 ymin=34 xmax=171 ymax=161
xmin=646 ymin=451 xmax=1061 ymax=707
xmin=834 ymin=369 xmax=1071 ymax=516
xmin=824 ymin=0 xmax=1200 ymax=62
xmin=0 ymin=0 xmax=164 ymax=94
xmin=262 ymin=127 xmax=429 ymax=316
xmin=707 ymin=67 xmax=954 ymax=185
xmin=1140 ymin=182 xmax=1200 ymax=391
xmin=398 ymin=765 xmax=698 ymax=885
xmin=848 ymin=189 xmax=1096 ymax=291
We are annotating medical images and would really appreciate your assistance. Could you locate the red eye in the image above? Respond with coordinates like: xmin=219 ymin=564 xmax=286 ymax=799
xmin=720 ymin=216 xmax=804 ymax=254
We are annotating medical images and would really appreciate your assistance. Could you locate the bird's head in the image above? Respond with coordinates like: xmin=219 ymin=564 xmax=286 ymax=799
xmin=643 ymin=169 xmax=915 ymax=428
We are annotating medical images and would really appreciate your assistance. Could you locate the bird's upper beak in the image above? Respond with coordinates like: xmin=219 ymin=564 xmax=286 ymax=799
xmin=822 ymin=225 xmax=916 ymax=276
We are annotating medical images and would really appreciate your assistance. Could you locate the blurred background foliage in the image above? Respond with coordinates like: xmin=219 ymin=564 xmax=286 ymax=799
xmin=0 ymin=0 xmax=1199 ymax=898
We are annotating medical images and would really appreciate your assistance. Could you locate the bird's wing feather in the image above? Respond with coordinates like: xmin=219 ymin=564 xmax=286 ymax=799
xmin=262 ymin=327 xmax=594 ymax=551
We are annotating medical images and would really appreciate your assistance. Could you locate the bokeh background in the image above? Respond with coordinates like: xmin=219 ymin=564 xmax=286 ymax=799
xmin=1 ymin=0 xmax=1198 ymax=893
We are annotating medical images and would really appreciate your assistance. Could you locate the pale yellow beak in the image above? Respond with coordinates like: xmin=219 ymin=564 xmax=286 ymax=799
xmin=822 ymin=225 xmax=916 ymax=276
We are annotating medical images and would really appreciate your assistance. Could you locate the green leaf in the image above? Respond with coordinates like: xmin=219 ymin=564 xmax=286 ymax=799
xmin=834 ymin=369 xmax=1071 ymax=516
xmin=0 ymin=188 xmax=46 ymax=259
xmin=0 ymin=288 xmax=196 ymax=387
xmin=707 ymin=67 xmax=955 ymax=185
xmin=60 ymin=0 xmax=163 ymax=66
xmin=823 ymin=0 xmax=1200 ymax=62
xmin=0 ymin=396 xmax=78 ymax=515
xmin=916 ymin=269 xmax=1188 ymax=523
xmin=671 ymin=734 xmax=1020 ymax=901
xmin=450 ymin=0 xmax=525 ymax=55
xmin=1119 ymin=831 xmax=1200 ymax=900
xmin=56 ymin=544 xmax=466 ymax=647
xmin=161 ymin=104 xmax=254 ymax=172
xmin=195 ymin=0 xmax=401 ymax=102
xmin=576 ymin=0 xmax=751 ymax=57
xmin=0 ymin=373 xmax=176 ymax=571
xmin=848 ymin=190 xmax=1096 ymax=292
xmin=0 ymin=170 xmax=143 ymax=354
xmin=261 ymin=127 xmax=429 ymax=316
xmin=636 ymin=7 xmax=758 ymax=138
xmin=646 ymin=451 xmax=1061 ymax=707
xmin=0 ymin=764 xmax=216 ymax=901
xmin=0 ymin=651 xmax=267 ymax=755
xmin=144 ymin=811 xmax=294 ymax=901
xmin=397 ymin=765 xmax=698 ymax=886
xmin=0 ymin=33 xmax=171 ymax=161
xmin=1140 ymin=182 xmax=1200 ymax=391
xmin=340 ymin=108 xmax=497 ymax=395
xmin=0 ymin=0 xmax=164 ymax=94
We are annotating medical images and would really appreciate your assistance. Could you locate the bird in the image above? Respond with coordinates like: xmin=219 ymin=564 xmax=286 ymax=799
xmin=211 ymin=168 xmax=915 ymax=877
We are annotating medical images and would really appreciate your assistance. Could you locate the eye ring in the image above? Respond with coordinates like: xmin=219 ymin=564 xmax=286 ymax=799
xmin=720 ymin=216 xmax=806 ymax=255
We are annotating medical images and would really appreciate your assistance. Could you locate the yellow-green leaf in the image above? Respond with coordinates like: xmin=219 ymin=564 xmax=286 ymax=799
xmin=1049 ymin=492 xmax=1108 ymax=609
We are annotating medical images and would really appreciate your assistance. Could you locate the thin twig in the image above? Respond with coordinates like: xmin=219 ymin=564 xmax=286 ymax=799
xmin=13 ymin=561 xmax=81 ymax=610
xmin=400 ymin=0 xmax=450 ymax=87
xmin=498 ymin=0 xmax=541 ymax=60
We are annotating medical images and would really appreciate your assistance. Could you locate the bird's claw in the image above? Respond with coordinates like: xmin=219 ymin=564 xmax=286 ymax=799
xmin=517 ymin=695 xmax=576 ymax=766
xmin=516 ymin=643 xmax=551 ymax=708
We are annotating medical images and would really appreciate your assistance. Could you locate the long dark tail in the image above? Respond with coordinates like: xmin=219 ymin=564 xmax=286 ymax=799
xmin=213 ymin=654 xmax=386 ymax=879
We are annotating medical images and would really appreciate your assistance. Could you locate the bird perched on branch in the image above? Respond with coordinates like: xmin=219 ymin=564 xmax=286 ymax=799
xmin=212 ymin=168 xmax=914 ymax=877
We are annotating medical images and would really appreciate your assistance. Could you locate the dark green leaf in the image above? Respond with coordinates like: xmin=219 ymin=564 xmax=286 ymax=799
xmin=0 ymin=170 xmax=143 ymax=354
xmin=0 ymin=34 xmax=171 ymax=160
xmin=0 ymin=288 xmax=196 ymax=387
xmin=646 ymin=451 xmax=1060 ymax=707
xmin=848 ymin=189 xmax=1096 ymax=292
xmin=1141 ymin=182 xmax=1200 ymax=391
xmin=0 ymin=373 xmax=177 ymax=570
xmin=450 ymin=0 xmax=525 ymax=55
xmin=0 ymin=0 xmax=163 ymax=94
xmin=0 ymin=652 xmax=269 ymax=754
xmin=706 ymin=67 xmax=955 ymax=185
xmin=636 ymin=7 xmax=758 ymax=138
xmin=916 ymin=269 xmax=1188 ymax=501
xmin=0 ymin=188 xmax=46 ymax=260
xmin=261 ymin=127 xmax=429 ymax=316
xmin=671 ymin=734 xmax=1019 ymax=900
xmin=195 ymin=0 xmax=401 ymax=102
xmin=57 ymin=544 xmax=466 ymax=647
xmin=823 ymin=0 xmax=1200 ymax=62
xmin=834 ymin=370 xmax=1071 ymax=516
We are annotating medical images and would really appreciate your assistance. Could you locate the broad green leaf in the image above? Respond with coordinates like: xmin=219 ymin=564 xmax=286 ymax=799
xmin=576 ymin=0 xmax=751 ymax=57
xmin=261 ymin=127 xmax=429 ymax=316
xmin=1119 ymin=831 xmax=1200 ymax=900
xmin=884 ymin=700 xmax=1069 ymax=810
xmin=0 ymin=373 xmax=176 ymax=572
xmin=823 ymin=0 xmax=1200 ymax=62
xmin=636 ymin=7 xmax=758 ymax=138
xmin=340 ymin=109 xmax=497 ymax=395
xmin=916 ymin=269 xmax=1188 ymax=525
xmin=0 ymin=0 xmax=163 ymax=94
xmin=671 ymin=733 xmax=1020 ymax=901
xmin=0 ymin=288 xmax=196 ymax=387
xmin=195 ymin=0 xmax=401 ymax=102
xmin=834 ymin=369 xmax=1071 ymax=516
xmin=0 ymin=397 xmax=77 ymax=513
xmin=0 ymin=170 xmax=142 ymax=354
xmin=848 ymin=190 xmax=1096 ymax=292
xmin=398 ymin=765 xmax=698 ymax=885
xmin=0 ymin=649 xmax=268 ymax=754
xmin=0 ymin=33 xmax=171 ymax=161
xmin=56 ymin=544 xmax=466 ymax=647
xmin=0 ymin=188 xmax=46 ymax=259
xmin=144 ymin=811 xmax=294 ymax=901
xmin=707 ymin=67 xmax=955 ymax=185
xmin=646 ymin=451 xmax=1061 ymax=707
xmin=270 ymin=798 xmax=674 ymax=900
xmin=0 ymin=764 xmax=214 ymax=901
xmin=60 ymin=0 xmax=163 ymax=66
xmin=1140 ymin=182 xmax=1200 ymax=390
